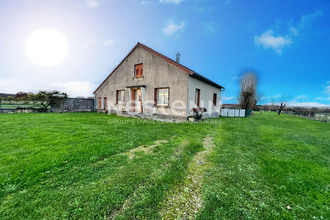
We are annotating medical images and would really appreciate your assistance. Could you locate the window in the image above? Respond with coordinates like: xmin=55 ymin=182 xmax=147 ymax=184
xmin=213 ymin=93 xmax=217 ymax=106
xmin=98 ymin=97 xmax=102 ymax=108
xmin=154 ymin=88 xmax=169 ymax=106
xmin=135 ymin=63 xmax=143 ymax=78
xmin=195 ymin=89 xmax=200 ymax=107
xmin=116 ymin=90 xmax=125 ymax=104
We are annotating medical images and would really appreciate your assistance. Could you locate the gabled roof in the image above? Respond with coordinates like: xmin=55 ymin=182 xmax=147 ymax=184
xmin=94 ymin=42 xmax=224 ymax=94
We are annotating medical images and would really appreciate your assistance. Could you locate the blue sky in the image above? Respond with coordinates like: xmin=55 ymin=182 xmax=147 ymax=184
xmin=0 ymin=0 xmax=329 ymax=107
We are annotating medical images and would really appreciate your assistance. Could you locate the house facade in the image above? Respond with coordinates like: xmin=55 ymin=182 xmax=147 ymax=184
xmin=93 ymin=42 xmax=224 ymax=120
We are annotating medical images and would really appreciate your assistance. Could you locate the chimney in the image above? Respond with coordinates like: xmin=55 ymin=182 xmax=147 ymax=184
xmin=176 ymin=52 xmax=180 ymax=63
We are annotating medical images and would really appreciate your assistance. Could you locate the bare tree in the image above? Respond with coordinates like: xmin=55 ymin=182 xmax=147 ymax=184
xmin=278 ymin=102 xmax=286 ymax=115
xmin=277 ymin=96 xmax=290 ymax=115
xmin=238 ymin=70 xmax=261 ymax=110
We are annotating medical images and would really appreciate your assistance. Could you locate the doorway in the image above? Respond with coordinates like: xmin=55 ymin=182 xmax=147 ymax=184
xmin=132 ymin=88 xmax=142 ymax=113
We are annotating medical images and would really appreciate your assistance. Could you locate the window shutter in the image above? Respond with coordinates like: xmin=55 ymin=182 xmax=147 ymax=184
xmin=135 ymin=64 xmax=143 ymax=77
xmin=213 ymin=93 xmax=217 ymax=106
xmin=116 ymin=90 xmax=118 ymax=104
xmin=104 ymin=97 xmax=107 ymax=110
xmin=154 ymin=88 xmax=157 ymax=106
xmin=195 ymin=89 xmax=200 ymax=107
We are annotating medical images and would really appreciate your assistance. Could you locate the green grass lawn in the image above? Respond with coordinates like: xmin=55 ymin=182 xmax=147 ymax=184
xmin=0 ymin=112 xmax=329 ymax=219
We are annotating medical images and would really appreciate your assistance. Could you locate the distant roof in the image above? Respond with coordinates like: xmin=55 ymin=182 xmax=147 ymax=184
xmin=94 ymin=42 xmax=224 ymax=94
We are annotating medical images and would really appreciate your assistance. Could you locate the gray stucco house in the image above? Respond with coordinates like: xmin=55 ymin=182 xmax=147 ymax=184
xmin=93 ymin=42 xmax=224 ymax=119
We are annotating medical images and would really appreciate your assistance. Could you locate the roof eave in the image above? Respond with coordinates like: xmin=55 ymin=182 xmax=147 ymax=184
xmin=191 ymin=73 xmax=225 ymax=90
xmin=93 ymin=43 xmax=141 ymax=94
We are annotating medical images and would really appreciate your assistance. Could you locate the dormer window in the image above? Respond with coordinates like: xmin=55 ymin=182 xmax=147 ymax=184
xmin=135 ymin=63 xmax=143 ymax=78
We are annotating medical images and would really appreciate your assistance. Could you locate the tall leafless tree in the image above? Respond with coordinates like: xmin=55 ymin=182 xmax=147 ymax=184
xmin=238 ymin=70 xmax=261 ymax=110
xmin=278 ymin=102 xmax=286 ymax=115
xmin=277 ymin=96 xmax=289 ymax=115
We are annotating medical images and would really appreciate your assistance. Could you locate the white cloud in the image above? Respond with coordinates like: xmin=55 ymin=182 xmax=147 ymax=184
xmin=284 ymin=93 xmax=329 ymax=107
xmin=292 ymin=95 xmax=308 ymax=101
xmin=254 ymin=30 xmax=292 ymax=54
xmin=290 ymin=27 xmax=298 ymax=36
xmin=222 ymin=96 xmax=236 ymax=101
xmin=323 ymin=81 xmax=330 ymax=95
xmin=204 ymin=21 xmax=216 ymax=35
xmin=226 ymin=76 xmax=239 ymax=87
xmin=162 ymin=20 xmax=185 ymax=35
xmin=324 ymin=85 xmax=330 ymax=95
xmin=82 ymin=38 xmax=95 ymax=48
xmin=103 ymin=39 xmax=114 ymax=46
xmin=261 ymin=94 xmax=282 ymax=100
xmin=265 ymin=101 xmax=329 ymax=108
xmin=286 ymin=101 xmax=329 ymax=108
xmin=85 ymin=0 xmax=103 ymax=9
xmin=50 ymin=81 xmax=96 ymax=97
xmin=0 ymin=77 xmax=37 ymax=94
xmin=264 ymin=93 xmax=329 ymax=107
xmin=315 ymin=97 xmax=330 ymax=101
xmin=141 ymin=0 xmax=153 ymax=5
xmin=299 ymin=10 xmax=323 ymax=28
xmin=224 ymin=0 xmax=233 ymax=5
xmin=160 ymin=0 xmax=183 ymax=4
xmin=255 ymin=10 xmax=323 ymax=55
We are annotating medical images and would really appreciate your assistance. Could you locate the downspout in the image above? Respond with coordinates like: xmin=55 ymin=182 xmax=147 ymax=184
xmin=219 ymin=87 xmax=225 ymax=116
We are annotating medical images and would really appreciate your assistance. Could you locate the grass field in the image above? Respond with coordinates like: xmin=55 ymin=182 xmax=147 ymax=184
xmin=0 ymin=112 xmax=329 ymax=219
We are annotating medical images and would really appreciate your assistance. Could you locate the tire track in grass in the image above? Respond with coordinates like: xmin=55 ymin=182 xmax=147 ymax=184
xmin=119 ymin=140 xmax=169 ymax=160
xmin=108 ymin=139 xmax=189 ymax=219
xmin=91 ymin=139 xmax=171 ymax=168
xmin=159 ymin=135 xmax=216 ymax=219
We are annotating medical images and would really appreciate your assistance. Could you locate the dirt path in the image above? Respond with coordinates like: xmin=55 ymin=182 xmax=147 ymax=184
xmin=159 ymin=135 xmax=216 ymax=219
xmin=120 ymin=139 xmax=169 ymax=159
xmin=108 ymin=139 xmax=189 ymax=219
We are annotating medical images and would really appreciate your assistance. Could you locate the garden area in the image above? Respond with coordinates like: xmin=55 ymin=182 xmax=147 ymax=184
xmin=0 ymin=112 xmax=329 ymax=219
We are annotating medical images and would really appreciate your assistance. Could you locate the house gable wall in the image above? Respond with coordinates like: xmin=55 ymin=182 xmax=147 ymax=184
xmin=94 ymin=46 xmax=189 ymax=117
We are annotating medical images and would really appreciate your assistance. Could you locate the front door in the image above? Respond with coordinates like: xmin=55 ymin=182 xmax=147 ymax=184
xmin=133 ymin=89 xmax=142 ymax=113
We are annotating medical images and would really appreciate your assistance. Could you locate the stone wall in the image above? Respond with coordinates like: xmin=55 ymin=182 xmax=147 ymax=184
xmin=0 ymin=98 xmax=94 ymax=113
xmin=51 ymin=98 xmax=94 ymax=112
xmin=0 ymin=108 xmax=40 ymax=113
